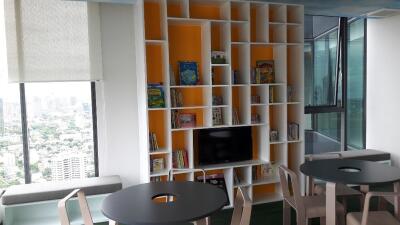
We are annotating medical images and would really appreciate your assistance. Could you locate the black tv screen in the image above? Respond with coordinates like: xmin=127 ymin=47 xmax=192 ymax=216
xmin=196 ymin=126 xmax=252 ymax=166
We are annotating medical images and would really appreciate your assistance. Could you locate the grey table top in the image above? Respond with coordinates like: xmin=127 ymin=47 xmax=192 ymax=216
xmin=102 ymin=181 xmax=228 ymax=225
xmin=300 ymin=159 xmax=400 ymax=185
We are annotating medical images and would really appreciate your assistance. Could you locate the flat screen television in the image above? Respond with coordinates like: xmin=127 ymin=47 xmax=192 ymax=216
xmin=196 ymin=126 xmax=253 ymax=166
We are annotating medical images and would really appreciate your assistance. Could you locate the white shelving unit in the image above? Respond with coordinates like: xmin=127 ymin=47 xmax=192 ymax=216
xmin=142 ymin=0 xmax=304 ymax=207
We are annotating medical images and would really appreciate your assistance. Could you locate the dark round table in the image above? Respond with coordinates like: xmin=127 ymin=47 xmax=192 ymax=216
xmin=300 ymin=159 xmax=400 ymax=225
xmin=300 ymin=159 xmax=400 ymax=185
xmin=102 ymin=181 xmax=228 ymax=225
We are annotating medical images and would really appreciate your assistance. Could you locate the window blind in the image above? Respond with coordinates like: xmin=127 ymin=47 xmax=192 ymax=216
xmin=4 ymin=0 xmax=102 ymax=83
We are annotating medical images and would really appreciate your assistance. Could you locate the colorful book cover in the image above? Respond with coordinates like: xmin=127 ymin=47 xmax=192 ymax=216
xmin=256 ymin=60 xmax=275 ymax=83
xmin=179 ymin=61 xmax=199 ymax=85
xmin=148 ymin=83 xmax=165 ymax=108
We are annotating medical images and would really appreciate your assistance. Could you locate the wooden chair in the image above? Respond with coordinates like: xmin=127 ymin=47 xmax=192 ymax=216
xmin=58 ymin=189 xmax=117 ymax=225
xmin=306 ymin=153 xmax=364 ymax=211
xmin=279 ymin=165 xmax=345 ymax=225
xmin=347 ymin=191 xmax=400 ymax=225
xmin=230 ymin=187 xmax=252 ymax=225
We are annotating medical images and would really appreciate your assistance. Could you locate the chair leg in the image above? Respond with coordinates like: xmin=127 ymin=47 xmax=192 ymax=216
xmin=337 ymin=212 xmax=345 ymax=225
xmin=109 ymin=220 xmax=118 ymax=225
xmin=283 ymin=201 xmax=291 ymax=225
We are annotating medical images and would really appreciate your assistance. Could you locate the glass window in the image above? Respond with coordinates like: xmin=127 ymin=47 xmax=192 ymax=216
xmin=25 ymin=82 xmax=95 ymax=182
xmin=347 ymin=19 xmax=365 ymax=149
xmin=0 ymin=2 xmax=25 ymax=188
xmin=312 ymin=30 xmax=340 ymax=107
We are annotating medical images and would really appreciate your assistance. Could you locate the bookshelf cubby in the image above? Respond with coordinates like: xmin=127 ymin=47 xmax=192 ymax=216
xmin=142 ymin=0 xmax=304 ymax=207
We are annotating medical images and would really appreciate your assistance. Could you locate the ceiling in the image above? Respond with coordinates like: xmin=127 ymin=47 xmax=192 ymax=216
xmin=264 ymin=0 xmax=400 ymax=17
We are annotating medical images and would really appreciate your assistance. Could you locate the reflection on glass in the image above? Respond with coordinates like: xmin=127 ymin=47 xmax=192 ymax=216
xmin=347 ymin=19 xmax=365 ymax=149
xmin=25 ymin=82 xmax=95 ymax=183
xmin=313 ymin=30 xmax=340 ymax=106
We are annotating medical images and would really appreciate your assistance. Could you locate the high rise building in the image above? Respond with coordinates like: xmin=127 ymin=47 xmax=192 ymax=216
xmin=51 ymin=153 xmax=86 ymax=181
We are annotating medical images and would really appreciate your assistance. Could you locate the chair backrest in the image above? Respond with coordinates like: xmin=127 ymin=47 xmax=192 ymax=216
xmin=168 ymin=168 xmax=206 ymax=183
xmin=306 ymin=152 xmax=343 ymax=161
xmin=58 ymin=189 xmax=94 ymax=225
xmin=278 ymin=166 xmax=303 ymax=212
xmin=230 ymin=187 xmax=252 ymax=225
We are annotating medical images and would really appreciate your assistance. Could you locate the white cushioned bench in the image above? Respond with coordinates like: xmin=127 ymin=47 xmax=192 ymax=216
xmin=1 ymin=176 xmax=122 ymax=225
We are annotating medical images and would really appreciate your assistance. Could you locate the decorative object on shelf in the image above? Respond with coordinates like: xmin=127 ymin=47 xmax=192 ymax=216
xmin=148 ymin=83 xmax=165 ymax=108
xmin=179 ymin=61 xmax=199 ymax=85
xmin=251 ymin=114 xmax=260 ymax=124
xmin=270 ymin=129 xmax=279 ymax=142
xmin=211 ymin=51 xmax=226 ymax=64
xmin=212 ymin=108 xmax=224 ymax=125
xmin=287 ymin=85 xmax=294 ymax=102
xmin=179 ymin=113 xmax=196 ymax=128
xmin=170 ymin=65 xmax=176 ymax=86
xmin=288 ymin=122 xmax=299 ymax=141
xmin=231 ymin=69 xmax=238 ymax=84
xmin=172 ymin=149 xmax=189 ymax=169
xmin=251 ymin=60 xmax=275 ymax=84
xmin=269 ymin=86 xmax=275 ymax=103
xmin=212 ymin=95 xmax=224 ymax=105
xmin=251 ymin=95 xmax=261 ymax=104
xmin=232 ymin=108 xmax=240 ymax=125
xmin=171 ymin=89 xmax=183 ymax=107
xmin=149 ymin=132 xmax=159 ymax=151
xmin=150 ymin=158 xmax=165 ymax=172
xmin=260 ymin=164 xmax=272 ymax=178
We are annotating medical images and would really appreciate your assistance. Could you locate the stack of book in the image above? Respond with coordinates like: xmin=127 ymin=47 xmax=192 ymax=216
xmin=149 ymin=132 xmax=159 ymax=152
xmin=172 ymin=149 xmax=189 ymax=169
xmin=151 ymin=177 xmax=162 ymax=182
xmin=269 ymin=86 xmax=275 ymax=103
xmin=170 ymin=89 xmax=183 ymax=107
xmin=150 ymin=158 xmax=165 ymax=173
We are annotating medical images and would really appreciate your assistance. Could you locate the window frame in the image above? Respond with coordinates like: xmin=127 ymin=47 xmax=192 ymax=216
xmin=304 ymin=17 xmax=367 ymax=151
xmin=17 ymin=82 xmax=99 ymax=183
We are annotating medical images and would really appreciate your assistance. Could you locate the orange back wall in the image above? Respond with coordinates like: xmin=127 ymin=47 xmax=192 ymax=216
xmin=168 ymin=24 xmax=203 ymax=84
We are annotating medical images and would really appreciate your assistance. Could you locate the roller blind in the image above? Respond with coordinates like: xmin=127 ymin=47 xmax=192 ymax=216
xmin=4 ymin=0 xmax=102 ymax=83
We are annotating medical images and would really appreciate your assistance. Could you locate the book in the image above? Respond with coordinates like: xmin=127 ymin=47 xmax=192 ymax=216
xmin=149 ymin=132 xmax=159 ymax=151
xmin=256 ymin=60 xmax=275 ymax=83
xmin=172 ymin=149 xmax=189 ymax=169
xmin=232 ymin=108 xmax=240 ymax=125
xmin=269 ymin=86 xmax=275 ymax=103
xmin=251 ymin=114 xmax=260 ymax=124
xmin=171 ymin=110 xmax=180 ymax=129
xmin=148 ymin=83 xmax=165 ymax=108
xmin=287 ymin=85 xmax=294 ymax=102
xmin=179 ymin=113 xmax=196 ymax=128
xmin=251 ymin=95 xmax=261 ymax=104
xmin=212 ymin=108 xmax=223 ymax=125
xmin=212 ymin=96 xmax=223 ymax=106
xmin=171 ymin=89 xmax=183 ymax=107
xmin=179 ymin=61 xmax=199 ymax=85
xmin=151 ymin=158 xmax=164 ymax=172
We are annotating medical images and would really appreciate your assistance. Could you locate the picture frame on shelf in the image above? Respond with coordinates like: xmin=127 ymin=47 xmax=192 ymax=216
xmin=255 ymin=60 xmax=275 ymax=84
xmin=288 ymin=122 xmax=299 ymax=141
xmin=251 ymin=114 xmax=260 ymax=124
xmin=179 ymin=61 xmax=199 ymax=85
xmin=211 ymin=51 xmax=226 ymax=64
xmin=270 ymin=129 xmax=279 ymax=142
xmin=179 ymin=113 xmax=196 ymax=128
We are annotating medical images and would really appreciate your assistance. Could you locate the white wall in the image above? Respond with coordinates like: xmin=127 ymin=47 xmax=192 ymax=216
xmin=96 ymin=3 xmax=146 ymax=187
xmin=366 ymin=14 xmax=400 ymax=166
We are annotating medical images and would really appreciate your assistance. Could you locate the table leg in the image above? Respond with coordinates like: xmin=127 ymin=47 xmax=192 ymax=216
xmin=394 ymin=182 xmax=400 ymax=219
xmin=326 ymin=182 xmax=336 ymax=225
